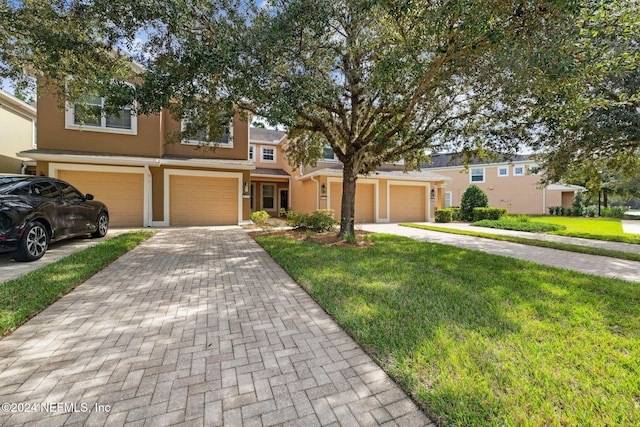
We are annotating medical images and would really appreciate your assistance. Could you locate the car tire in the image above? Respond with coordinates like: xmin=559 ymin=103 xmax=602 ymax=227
xmin=91 ymin=212 xmax=109 ymax=238
xmin=13 ymin=221 xmax=49 ymax=262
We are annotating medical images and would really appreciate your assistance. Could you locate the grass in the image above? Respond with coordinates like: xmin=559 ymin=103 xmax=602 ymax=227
xmin=0 ymin=230 xmax=155 ymax=336
xmin=401 ymin=223 xmax=640 ymax=262
xmin=531 ymin=216 xmax=640 ymax=244
xmin=255 ymin=233 xmax=640 ymax=426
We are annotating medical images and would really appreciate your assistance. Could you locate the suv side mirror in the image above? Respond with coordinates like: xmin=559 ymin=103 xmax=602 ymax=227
xmin=85 ymin=194 xmax=94 ymax=201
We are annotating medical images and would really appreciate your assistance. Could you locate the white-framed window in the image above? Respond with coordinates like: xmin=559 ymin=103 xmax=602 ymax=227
xmin=321 ymin=146 xmax=338 ymax=162
xmin=261 ymin=146 xmax=276 ymax=163
xmin=262 ymin=184 xmax=275 ymax=209
xmin=497 ymin=167 xmax=508 ymax=177
xmin=249 ymin=144 xmax=256 ymax=161
xmin=513 ymin=166 xmax=525 ymax=176
xmin=470 ymin=168 xmax=485 ymax=183
xmin=65 ymin=94 xmax=137 ymax=135
xmin=444 ymin=191 xmax=452 ymax=208
xmin=181 ymin=121 xmax=233 ymax=148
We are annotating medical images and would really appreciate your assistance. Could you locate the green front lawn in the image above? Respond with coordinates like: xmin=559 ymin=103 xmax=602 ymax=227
xmin=531 ymin=216 xmax=640 ymax=243
xmin=255 ymin=233 xmax=640 ymax=426
xmin=0 ymin=231 xmax=155 ymax=336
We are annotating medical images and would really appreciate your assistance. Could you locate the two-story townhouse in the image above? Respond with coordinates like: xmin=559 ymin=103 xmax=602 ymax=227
xmin=423 ymin=153 xmax=581 ymax=214
xmin=0 ymin=90 xmax=37 ymax=174
xmin=246 ymin=128 xmax=453 ymax=223
xmin=248 ymin=128 xmax=290 ymax=217
xmin=19 ymin=83 xmax=254 ymax=227
xmin=284 ymin=145 xmax=452 ymax=223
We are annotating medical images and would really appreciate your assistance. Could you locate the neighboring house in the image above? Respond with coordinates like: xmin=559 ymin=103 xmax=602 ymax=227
xmin=423 ymin=153 xmax=581 ymax=214
xmin=240 ymin=127 xmax=454 ymax=223
xmin=0 ymin=90 xmax=37 ymax=174
xmin=19 ymin=84 xmax=254 ymax=227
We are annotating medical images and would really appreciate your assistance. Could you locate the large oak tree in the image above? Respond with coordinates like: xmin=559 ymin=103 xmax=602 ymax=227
xmin=4 ymin=0 xmax=615 ymax=235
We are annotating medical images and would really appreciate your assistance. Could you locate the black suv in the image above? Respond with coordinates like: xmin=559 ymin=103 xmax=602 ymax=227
xmin=0 ymin=175 xmax=109 ymax=261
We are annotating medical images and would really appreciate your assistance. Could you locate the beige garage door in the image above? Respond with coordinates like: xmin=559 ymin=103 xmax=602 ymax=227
xmin=329 ymin=182 xmax=375 ymax=223
xmin=390 ymin=185 xmax=426 ymax=222
xmin=58 ymin=170 xmax=144 ymax=227
xmin=170 ymin=175 xmax=238 ymax=226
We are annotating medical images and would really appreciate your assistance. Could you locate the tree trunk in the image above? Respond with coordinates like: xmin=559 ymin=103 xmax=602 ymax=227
xmin=339 ymin=162 xmax=358 ymax=237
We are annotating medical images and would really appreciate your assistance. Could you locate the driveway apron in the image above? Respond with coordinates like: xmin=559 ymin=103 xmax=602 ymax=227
xmin=0 ymin=228 xmax=433 ymax=427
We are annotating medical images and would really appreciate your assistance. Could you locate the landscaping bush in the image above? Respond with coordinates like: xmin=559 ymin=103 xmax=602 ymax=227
xmin=584 ymin=206 xmax=598 ymax=217
xmin=572 ymin=193 xmax=584 ymax=216
xmin=250 ymin=210 xmax=272 ymax=228
xmin=503 ymin=214 xmax=530 ymax=222
xmin=472 ymin=207 xmax=507 ymax=222
xmin=460 ymin=185 xmax=489 ymax=221
xmin=601 ymin=207 xmax=626 ymax=218
xmin=473 ymin=219 xmax=566 ymax=232
xmin=435 ymin=209 xmax=454 ymax=223
xmin=286 ymin=209 xmax=337 ymax=232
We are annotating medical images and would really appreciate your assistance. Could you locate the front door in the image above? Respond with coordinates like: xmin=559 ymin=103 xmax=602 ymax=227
xmin=279 ymin=189 xmax=289 ymax=215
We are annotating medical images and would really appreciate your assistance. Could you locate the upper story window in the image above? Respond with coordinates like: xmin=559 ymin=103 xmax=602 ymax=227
xmin=497 ymin=166 xmax=508 ymax=177
xmin=470 ymin=168 xmax=485 ymax=183
xmin=261 ymin=146 xmax=276 ymax=163
xmin=513 ymin=166 xmax=525 ymax=176
xmin=181 ymin=121 xmax=233 ymax=148
xmin=249 ymin=144 xmax=256 ymax=161
xmin=65 ymin=94 xmax=137 ymax=135
xmin=321 ymin=146 xmax=338 ymax=162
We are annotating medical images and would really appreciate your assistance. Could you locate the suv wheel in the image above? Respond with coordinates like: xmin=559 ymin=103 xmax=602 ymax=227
xmin=13 ymin=221 xmax=49 ymax=262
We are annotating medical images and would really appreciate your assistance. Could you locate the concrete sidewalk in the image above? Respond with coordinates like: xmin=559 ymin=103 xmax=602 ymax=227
xmin=0 ymin=228 xmax=433 ymax=426
xmin=362 ymin=223 xmax=640 ymax=283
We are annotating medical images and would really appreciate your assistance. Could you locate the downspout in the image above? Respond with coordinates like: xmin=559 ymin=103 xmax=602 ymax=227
xmin=21 ymin=163 xmax=27 ymax=175
xmin=542 ymin=186 xmax=546 ymax=215
xmin=310 ymin=176 xmax=320 ymax=210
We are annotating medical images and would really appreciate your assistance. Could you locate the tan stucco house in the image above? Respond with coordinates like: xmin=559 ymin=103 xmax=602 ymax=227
xmin=18 ymin=77 xmax=574 ymax=227
xmin=423 ymin=153 xmax=580 ymax=214
xmin=19 ymin=88 xmax=254 ymax=227
xmin=0 ymin=90 xmax=37 ymax=174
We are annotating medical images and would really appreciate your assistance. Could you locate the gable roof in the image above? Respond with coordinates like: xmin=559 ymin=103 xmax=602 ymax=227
xmin=250 ymin=127 xmax=286 ymax=144
xmin=0 ymin=90 xmax=37 ymax=119
xmin=422 ymin=153 xmax=532 ymax=169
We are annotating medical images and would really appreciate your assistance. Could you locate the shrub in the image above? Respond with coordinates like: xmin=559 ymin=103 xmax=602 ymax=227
xmin=473 ymin=207 xmax=507 ymax=222
xmin=584 ymin=206 xmax=598 ymax=217
xmin=473 ymin=219 xmax=566 ymax=232
xmin=504 ymin=214 xmax=530 ymax=222
xmin=287 ymin=209 xmax=337 ymax=232
xmin=572 ymin=193 xmax=584 ymax=216
xmin=601 ymin=207 xmax=626 ymax=218
xmin=435 ymin=209 xmax=453 ymax=223
xmin=250 ymin=210 xmax=272 ymax=228
xmin=460 ymin=185 xmax=489 ymax=221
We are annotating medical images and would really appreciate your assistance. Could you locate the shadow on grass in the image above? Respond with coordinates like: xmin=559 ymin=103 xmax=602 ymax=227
xmin=255 ymin=233 xmax=640 ymax=426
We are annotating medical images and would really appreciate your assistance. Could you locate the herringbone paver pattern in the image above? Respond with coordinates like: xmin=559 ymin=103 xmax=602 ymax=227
xmin=0 ymin=228 xmax=433 ymax=426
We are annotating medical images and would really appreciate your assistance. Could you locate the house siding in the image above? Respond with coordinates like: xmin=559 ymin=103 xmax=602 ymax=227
xmin=433 ymin=164 xmax=554 ymax=214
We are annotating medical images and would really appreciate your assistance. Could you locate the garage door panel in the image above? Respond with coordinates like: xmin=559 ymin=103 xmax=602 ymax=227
xmin=57 ymin=170 xmax=144 ymax=227
xmin=329 ymin=182 xmax=375 ymax=223
xmin=390 ymin=185 xmax=426 ymax=222
xmin=170 ymin=175 xmax=238 ymax=226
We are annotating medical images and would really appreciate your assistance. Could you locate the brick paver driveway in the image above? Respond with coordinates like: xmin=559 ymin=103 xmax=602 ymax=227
xmin=0 ymin=228 xmax=432 ymax=426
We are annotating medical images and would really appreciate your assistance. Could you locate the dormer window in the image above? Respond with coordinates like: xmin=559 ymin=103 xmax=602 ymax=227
xmin=65 ymin=94 xmax=137 ymax=135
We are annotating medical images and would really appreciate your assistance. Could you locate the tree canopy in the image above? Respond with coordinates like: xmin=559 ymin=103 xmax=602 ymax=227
xmin=2 ymin=0 xmax=636 ymax=234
